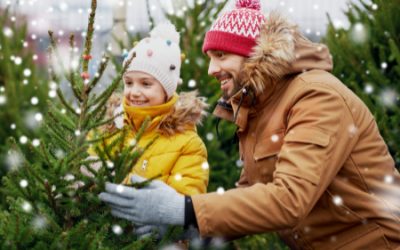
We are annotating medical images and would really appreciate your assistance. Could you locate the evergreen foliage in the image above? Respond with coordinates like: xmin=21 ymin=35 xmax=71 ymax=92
xmin=324 ymin=0 xmax=400 ymax=168
xmin=0 ymin=7 xmax=48 ymax=180
xmin=0 ymin=1 xmax=184 ymax=248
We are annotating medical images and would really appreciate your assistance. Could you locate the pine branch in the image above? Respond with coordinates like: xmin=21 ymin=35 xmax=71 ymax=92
xmin=82 ymin=0 xmax=97 ymax=73
xmin=55 ymin=89 xmax=79 ymax=117
xmin=47 ymin=109 xmax=75 ymax=133
xmin=68 ymin=34 xmax=80 ymax=101
xmin=85 ymin=55 xmax=109 ymax=94
xmin=48 ymin=31 xmax=84 ymax=103
xmin=43 ymin=180 xmax=59 ymax=220
xmin=88 ymin=50 xmax=135 ymax=109
xmin=86 ymin=111 xmax=122 ymax=131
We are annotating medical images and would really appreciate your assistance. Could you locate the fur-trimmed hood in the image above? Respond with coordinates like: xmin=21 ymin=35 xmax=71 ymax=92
xmin=105 ymin=91 xmax=208 ymax=136
xmin=240 ymin=12 xmax=333 ymax=96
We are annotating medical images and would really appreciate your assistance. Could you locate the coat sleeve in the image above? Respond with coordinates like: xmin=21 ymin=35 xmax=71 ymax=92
xmin=192 ymin=84 xmax=356 ymax=237
xmin=166 ymin=133 xmax=209 ymax=195
xmin=236 ymin=168 xmax=250 ymax=188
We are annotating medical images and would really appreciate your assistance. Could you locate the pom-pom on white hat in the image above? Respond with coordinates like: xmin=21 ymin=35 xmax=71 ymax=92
xmin=123 ymin=22 xmax=181 ymax=99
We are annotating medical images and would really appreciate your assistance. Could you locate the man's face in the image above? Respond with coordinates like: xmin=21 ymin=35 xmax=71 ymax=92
xmin=206 ymin=50 xmax=246 ymax=101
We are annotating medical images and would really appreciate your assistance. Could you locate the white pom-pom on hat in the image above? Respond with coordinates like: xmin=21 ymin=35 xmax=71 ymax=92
xmin=150 ymin=22 xmax=180 ymax=44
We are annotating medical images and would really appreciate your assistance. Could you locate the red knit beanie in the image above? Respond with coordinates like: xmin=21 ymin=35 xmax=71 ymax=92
xmin=202 ymin=0 xmax=266 ymax=57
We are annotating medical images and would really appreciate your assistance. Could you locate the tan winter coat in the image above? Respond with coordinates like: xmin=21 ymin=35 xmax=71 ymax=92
xmin=192 ymin=13 xmax=400 ymax=249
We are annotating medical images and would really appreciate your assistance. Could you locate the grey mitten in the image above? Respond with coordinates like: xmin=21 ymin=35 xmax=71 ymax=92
xmin=135 ymin=224 xmax=168 ymax=240
xmin=99 ymin=175 xmax=185 ymax=226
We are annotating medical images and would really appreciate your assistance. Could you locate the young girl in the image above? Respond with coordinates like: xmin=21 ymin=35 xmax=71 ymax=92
xmin=101 ymin=22 xmax=209 ymax=196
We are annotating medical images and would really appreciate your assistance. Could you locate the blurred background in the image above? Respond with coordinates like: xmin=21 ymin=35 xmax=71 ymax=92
xmin=0 ymin=0 xmax=398 ymax=248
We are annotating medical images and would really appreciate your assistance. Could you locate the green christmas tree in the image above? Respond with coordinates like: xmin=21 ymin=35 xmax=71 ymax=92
xmin=0 ymin=7 xmax=49 ymax=181
xmin=324 ymin=0 xmax=400 ymax=169
xmin=0 ymin=1 xmax=185 ymax=248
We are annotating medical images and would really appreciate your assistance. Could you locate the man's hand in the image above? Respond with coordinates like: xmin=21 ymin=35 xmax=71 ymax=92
xmin=99 ymin=175 xmax=185 ymax=226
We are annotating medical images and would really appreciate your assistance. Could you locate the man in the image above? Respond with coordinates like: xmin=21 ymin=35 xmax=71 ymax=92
xmin=100 ymin=0 xmax=400 ymax=248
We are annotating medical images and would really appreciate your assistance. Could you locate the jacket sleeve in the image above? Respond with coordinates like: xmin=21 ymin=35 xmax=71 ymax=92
xmin=192 ymin=84 xmax=356 ymax=237
xmin=166 ymin=133 xmax=209 ymax=195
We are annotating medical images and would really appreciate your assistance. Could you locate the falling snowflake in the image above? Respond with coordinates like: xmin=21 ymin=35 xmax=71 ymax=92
xmin=188 ymin=79 xmax=196 ymax=88
xmin=364 ymin=84 xmax=374 ymax=94
xmin=32 ymin=139 xmax=40 ymax=147
xmin=3 ymin=27 xmax=13 ymax=37
xmin=379 ymin=89 xmax=398 ymax=107
xmin=20 ymin=136 xmax=28 ymax=144
xmin=14 ymin=57 xmax=22 ymax=65
xmin=23 ymin=69 xmax=32 ymax=77
xmin=22 ymin=201 xmax=32 ymax=212
xmin=216 ymin=187 xmax=225 ymax=195
xmin=6 ymin=149 xmax=23 ymax=171
xmin=116 ymin=185 xmax=124 ymax=193
xmin=31 ymin=97 xmax=39 ymax=105
xmin=350 ymin=23 xmax=368 ymax=44
xmin=64 ymin=174 xmax=75 ymax=181
xmin=59 ymin=2 xmax=68 ymax=11
xmin=174 ymin=173 xmax=182 ymax=181
xmin=271 ymin=134 xmax=279 ymax=142
xmin=48 ymin=90 xmax=57 ymax=98
xmin=112 ymin=224 xmax=123 ymax=235
xmin=24 ymin=111 xmax=41 ymax=130
xmin=106 ymin=161 xmax=114 ymax=169
xmin=129 ymin=139 xmax=137 ymax=146
xmin=206 ymin=133 xmax=214 ymax=141
xmin=55 ymin=149 xmax=65 ymax=159
xmin=201 ymin=162 xmax=209 ymax=170
xmin=381 ymin=62 xmax=388 ymax=69
xmin=348 ymin=124 xmax=358 ymax=138
xmin=32 ymin=215 xmax=48 ymax=231
xmin=20 ymin=179 xmax=28 ymax=188
xmin=35 ymin=113 xmax=43 ymax=122
xmin=384 ymin=175 xmax=394 ymax=184
xmin=210 ymin=237 xmax=226 ymax=249
xmin=236 ymin=159 xmax=243 ymax=167
xmin=70 ymin=60 xmax=79 ymax=70
xmin=332 ymin=195 xmax=343 ymax=206
xmin=74 ymin=130 xmax=81 ymax=136
xmin=0 ymin=95 xmax=6 ymax=105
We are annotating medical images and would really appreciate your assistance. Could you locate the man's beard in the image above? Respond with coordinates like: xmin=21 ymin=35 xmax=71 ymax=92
xmin=222 ymin=76 xmax=243 ymax=101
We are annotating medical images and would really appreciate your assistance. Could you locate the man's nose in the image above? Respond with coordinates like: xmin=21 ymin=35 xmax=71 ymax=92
xmin=208 ymin=59 xmax=220 ymax=76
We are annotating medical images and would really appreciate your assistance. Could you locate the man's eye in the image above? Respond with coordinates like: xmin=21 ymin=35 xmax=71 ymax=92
xmin=125 ymin=81 xmax=132 ymax=85
xmin=216 ymin=51 xmax=225 ymax=58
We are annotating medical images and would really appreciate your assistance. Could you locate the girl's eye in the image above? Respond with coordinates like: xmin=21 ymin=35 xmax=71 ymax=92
xmin=125 ymin=81 xmax=132 ymax=86
xmin=143 ymin=81 xmax=151 ymax=87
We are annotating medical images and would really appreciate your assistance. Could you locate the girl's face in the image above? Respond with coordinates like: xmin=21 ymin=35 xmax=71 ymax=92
xmin=123 ymin=71 xmax=167 ymax=107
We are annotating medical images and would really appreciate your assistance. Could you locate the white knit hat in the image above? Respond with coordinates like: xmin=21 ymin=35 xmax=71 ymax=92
xmin=123 ymin=22 xmax=181 ymax=99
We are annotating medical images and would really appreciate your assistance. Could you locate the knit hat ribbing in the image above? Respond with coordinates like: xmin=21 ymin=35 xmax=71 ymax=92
xmin=202 ymin=0 xmax=266 ymax=57
xmin=123 ymin=22 xmax=181 ymax=99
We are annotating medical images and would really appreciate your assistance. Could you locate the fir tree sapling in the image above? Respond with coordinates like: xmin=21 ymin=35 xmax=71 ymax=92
xmin=0 ymin=0 xmax=179 ymax=249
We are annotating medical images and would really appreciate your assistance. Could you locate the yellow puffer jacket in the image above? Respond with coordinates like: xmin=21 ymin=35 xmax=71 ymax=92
xmin=103 ymin=91 xmax=209 ymax=196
